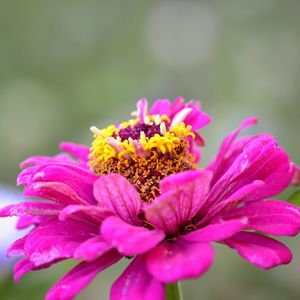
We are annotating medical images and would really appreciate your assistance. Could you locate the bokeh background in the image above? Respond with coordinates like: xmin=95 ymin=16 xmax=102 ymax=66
xmin=0 ymin=0 xmax=300 ymax=299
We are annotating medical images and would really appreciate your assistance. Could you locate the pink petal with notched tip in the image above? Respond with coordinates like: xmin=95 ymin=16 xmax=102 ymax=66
xmin=60 ymin=142 xmax=90 ymax=162
xmin=222 ymin=199 xmax=300 ymax=236
xmin=94 ymin=174 xmax=142 ymax=225
xmin=149 ymin=99 xmax=172 ymax=116
xmin=28 ymin=164 xmax=97 ymax=203
xmin=183 ymin=218 xmax=247 ymax=243
xmin=0 ymin=202 xmax=62 ymax=217
xmin=74 ymin=236 xmax=112 ymax=261
xmin=101 ymin=216 xmax=165 ymax=256
xmin=145 ymin=171 xmax=212 ymax=234
xmin=24 ymin=219 xmax=97 ymax=266
xmin=46 ymin=250 xmax=122 ymax=300
xmin=225 ymin=232 xmax=292 ymax=269
xmin=111 ymin=256 xmax=164 ymax=300
xmin=147 ymin=238 xmax=214 ymax=283
xmin=24 ymin=182 xmax=90 ymax=206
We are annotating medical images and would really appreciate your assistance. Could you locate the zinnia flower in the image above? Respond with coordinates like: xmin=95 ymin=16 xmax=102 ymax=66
xmin=1 ymin=98 xmax=300 ymax=300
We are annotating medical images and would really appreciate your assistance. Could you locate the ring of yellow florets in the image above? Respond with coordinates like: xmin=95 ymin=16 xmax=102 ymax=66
xmin=89 ymin=114 xmax=196 ymax=203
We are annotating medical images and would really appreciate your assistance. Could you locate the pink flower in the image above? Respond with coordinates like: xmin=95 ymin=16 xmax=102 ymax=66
xmin=1 ymin=98 xmax=299 ymax=300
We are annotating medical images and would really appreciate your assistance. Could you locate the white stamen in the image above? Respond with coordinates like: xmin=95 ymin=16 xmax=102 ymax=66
xmin=106 ymin=138 xmax=125 ymax=153
xmin=131 ymin=110 xmax=138 ymax=117
xmin=160 ymin=122 xmax=167 ymax=135
xmin=90 ymin=126 xmax=103 ymax=136
xmin=154 ymin=115 xmax=161 ymax=125
xmin=170 ymin=108 xmax=192 ymax=127
xmin=144 ymin=116 xmax=151 ymax=125
xmin=140 ymin=131 xmax=146 ymax=139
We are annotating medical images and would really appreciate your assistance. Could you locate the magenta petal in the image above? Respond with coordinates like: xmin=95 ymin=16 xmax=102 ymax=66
xmin=111 ymin=256 xmax=164 ymax=300
xmin=292 ymin=165 xmax=300 ymax=185
xmin=16 ymin=215 xmax=54 ymax=229
xmin=183 ymin=219 xmax=247 ymax=243
xmin=225 ymin=232 xmax=292 ymax=269
xmin=24 ymin=182 xmax=90 ymax=206
xmin=46 ymin=250 xmax=121 ymax=300
xmin=223 ymin=200 xmax=300 ymax=236
xmin=145 ymin=171 xmax=212 ymax=234
xmin=74 ymin=236 xmax=112 ymax=261
xmin=14 ymin=258 xmax=35 ymax=283
xmin=59 ymin=204 xmax=112 ymax=223
xmin=20 ymin=154 xmax=73 ymax=168
xmin=0 ymin=202 xmax=62 ymax=217
xmin=24 ymin=219 xmax=97 ymax=266
xmin=149 ymin=99 xmax=172 ymax=116
xmin=101 ymin=216 xmax=165 ymax=256
xmin=60 ymin=142 xmax=90 ymax=162
xmin=7 ymin=236 xmax=26 ymax=257
xmin=94 ymin=175 xmax=142 ymax=224
xmin=147 ymin=239 xmax=214 ymax=283
xmin=29 ymin=164 xmax=97 ymax=203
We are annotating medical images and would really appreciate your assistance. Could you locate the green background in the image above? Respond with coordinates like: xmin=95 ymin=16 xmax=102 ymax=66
xmin=0 ymin=0 xmax=299 ymax=299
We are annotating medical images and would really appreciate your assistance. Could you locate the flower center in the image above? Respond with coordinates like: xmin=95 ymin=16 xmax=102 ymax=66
xmin=88 ymin=101 xmax=197 ymax=203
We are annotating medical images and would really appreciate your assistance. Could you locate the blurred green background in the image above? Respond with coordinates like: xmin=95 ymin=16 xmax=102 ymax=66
xmin=0 ymin=0 xmax=300 ymax=299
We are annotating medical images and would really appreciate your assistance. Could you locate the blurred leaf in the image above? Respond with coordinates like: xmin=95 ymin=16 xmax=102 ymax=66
xmin=288 ymin=190 xmax=300 ymax=207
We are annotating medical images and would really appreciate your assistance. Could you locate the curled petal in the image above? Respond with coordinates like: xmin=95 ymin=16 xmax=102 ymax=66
xmin=46 ymin=250 xmax=122 ymax=300
xmin=183 ymin=218 xmax=247 ymax=243
xmin=17 ymin=215 xmax=54 ymax=229
xmin=147 ymin=238 xmax=214 ymax=283
xmin=60 ymin=142 xmax=90 ymax=162
xmin=7 ymin=236 xmax=26 ymax=257
xmin=223 ymin=200 xmax=300 ymax=236
xmin=111 ymin=256 xmax=164 ymax=300
xmin=101 ymin=216 xmax=165 ymax=256
xmin=20 ymin=154 xmax=73 ymax=169
xmin=94 ymin=175 xmax=142 ymax=224
xmin=225 ymin=232 xmax=292 ymax=269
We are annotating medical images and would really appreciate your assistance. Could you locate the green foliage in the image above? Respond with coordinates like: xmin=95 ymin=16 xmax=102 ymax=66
xmin=288 ymin=189 xmax=300 ymax=207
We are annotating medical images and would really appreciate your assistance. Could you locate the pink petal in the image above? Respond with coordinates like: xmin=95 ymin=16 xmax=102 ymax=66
xmin=223 ymin=200 xmax=300 ymax=236
xmin=291 ymin=165 xmax=300 ymax=185
xmin=0 ymin=202 xmax=62 ymax=217
xmin=74 ymin=236 xmax=112 ymax=261
xmin=7 ymin=236 xmax=26 ymax=257
xmin=16 ymin=215 xmax=55 ymax=229
xmin=101 ymin=216 xmax=165 ymax=256
xmin=14 ymin=258 xmax=35 ymax=283
xmin=59 ymin=204 xmax=112 ymax=224
xmin=147 ymin=239 xmax=214 ymax=283
xmin=149 ymin=99 xmax=172 ymax=116
xmin=20 ymin=154 xmax=74 ymax=168
xmin=24 ymin=219 xmax=97 ymax=266
xmin=46 ymin=250 xmax=121 ymax=300
xmin=145 ymin=171 xmax=212 ymax=234
xmin=183 ymin=219 xmax=247 ymax=243
xmin=207 ymin=117 xmax=257 ymax=178
xmin=225 ymin=232 xmax=292 ymax=269
xmin=137 ymin=98 xmax=148 ymax=123
xmin=94 ymin=175 xmax=142 ymax=224
xmin=60 ymin=142 xmax=90 ymax=162
xmin=111 ymin=256 xmax=164 ymax=300
xmin=24 ymin=182 xmax=90 ymax=206
xmin=28 ymin=163 xmax=97 ymax=203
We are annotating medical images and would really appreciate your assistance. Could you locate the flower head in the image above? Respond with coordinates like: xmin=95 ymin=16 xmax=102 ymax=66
xmin=1 ymin=98 xmax=299 ymax=300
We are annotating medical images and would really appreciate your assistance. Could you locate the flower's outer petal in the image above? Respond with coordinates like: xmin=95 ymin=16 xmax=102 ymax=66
xmin=147 ymin=239 xmax=214 ymax=283
xmin=291 ymin=165 xmax=300 ymax=185
xmin=24 ymin=182 xmax=90 ymax=206
xmin=223 ymin=200 xmax=300 ymax=236
xmin=26 ymin=164 xmax=97 ymax=203
xmin=24 ymin=219 xmax=97 ymax=266
xmin=184 ymin=105 xmax=211 ymax=131
xmin=14 ymin=258 xmax=35 ymax=283
xmin=225 ymin=232 xmax=292 ymax=269
xmin=16 ymin=215 xmax=55 ymax=229
xmin=7 ymin=236 xmax=26 ymax=257
xmin=145 ymin=171 xmax=212 ymax=234
xmin=46 ymin=250 xmax=122 ymax=300
xmin=0 ymin=202 xmax=62 ymax=217
xmin=183 ymin=218 xmax=247 ymax=243
xmin=207 ymin=117 xmax=257 ymax=179
xmin=149 ymin=99 xmax=172 ymax=116
xmin=111 ymin=256 xmax=164 ymax=300
xmin=94 ymin=174 xmax=142 ymax=224
xmin=59 ymin=204 xmax=112 ymax=224
xmin=101 ymin=216 xmax=165 ymax=256
xmin=20 ymin=154 xmax=74 ymax=168
xmin=60 ymin=142 xmax=90 ymax=162
xmin=74 ymin=236 xmax=112 ymax=261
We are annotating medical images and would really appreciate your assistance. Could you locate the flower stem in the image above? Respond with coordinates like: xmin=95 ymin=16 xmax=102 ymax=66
xmin=165 ymin=282 xmax=183 ymax=300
